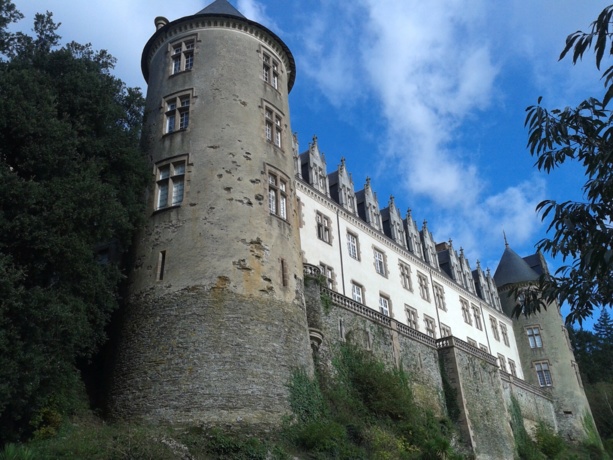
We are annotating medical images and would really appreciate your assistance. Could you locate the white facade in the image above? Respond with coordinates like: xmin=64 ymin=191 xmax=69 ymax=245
xmin=295 ymin=150 xmax=524 ymax=380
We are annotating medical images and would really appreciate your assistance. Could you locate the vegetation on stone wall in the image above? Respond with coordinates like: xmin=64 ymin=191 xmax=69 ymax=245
xmin=0 ymin=1 xmax=148 ymax=445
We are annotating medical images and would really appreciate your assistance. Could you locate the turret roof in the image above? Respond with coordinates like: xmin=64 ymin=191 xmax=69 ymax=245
xmin=493 ymin=246 xmax=540 ymax=288
xmin=197 ymin=0 xmax=245 ymax=18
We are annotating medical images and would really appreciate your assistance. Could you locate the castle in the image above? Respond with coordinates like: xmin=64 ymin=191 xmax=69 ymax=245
xmin=107 ymin=1 xmax=598 ymax=457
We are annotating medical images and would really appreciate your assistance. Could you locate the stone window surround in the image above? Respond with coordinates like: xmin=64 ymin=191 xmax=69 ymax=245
xmin=163 ymin=90 xmax=193 ymax=135
xmin=347 ymin=231 xmax=360 ymax=260
xmin=399 ymin=261 xmax=413 ymax=292
xmin=378 ymin=293 xmax=391 ymax=317
xmin=261 ymin=99 xmax=285 ymax=150
xmin=373 ymin=246 xmax=388 ymax=278
xmin=260 ymin=45 xmax=282 ymax=90
xmin=153 ymin=154 xmax=188 ymax=212
xmin=266 ymin=165 xmax=289 ymax=221
xmin=417 ymin=271 xmax=430 ymax=302
xmin=405 ymin=304 xmax=418 ymax=330
xmin=169 ymin=35 xmax=196 ymax=75
xmin=316 ymin=211 xmax=333 ymax=244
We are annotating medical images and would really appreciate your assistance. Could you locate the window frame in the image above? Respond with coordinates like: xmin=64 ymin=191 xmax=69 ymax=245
xmin=399 ymin=261 xmax=413 ymax=292
xmin=154 ymin=156 xmax=187 ymax=211
xmin=405 ymin=305 xmax=418 ymax=330
xmin=262 ymin=51 xmax=280 ymax=90
xmin=424 ymin=315 xmax=436 ymax=338
xmin=440 ymin=324 xmax=452 ymax=337
xmin=467 ymin=338 xmax=478 ymax=347
xmin=471 ymin=304 xmax=482 ymax=330
xmin=490 ymin=316 xmax=500 ymax=341
xmin=460 ymin=298 xmax=472 ymax=325
xmin=417 ymin=272 xmax=430 ymax=302
xmin=534 ymin=361 xmax=553 ymax=387
xmin=527 ymin=326 xmax=543 ymax=348
xmin=164 ymin=93 xmax=192 ymax=135
xmin=351 ymin=281 xmax=364 ymax=304
xmin=347 ymin=231 xmax=360 ymax=260
xmin=373 ymin=248 xmax=387 ymax=277
xmin=316 ymin=212 xmax=332 ymax=244
xmin=500 ymin=323 xmax=510 ymax=346
xmin=170 ymin=37 xmax=195 ymax=75
xmin=508 ymin=359 xmax=517 ymax=377
xmin=433 ymin=282 xmax=446 ymax=311
xmin=379 ymin=294 xmax=391 ymax=317
xmin=267 ymin=169 xmax=288 ymax=220
xmin=498 ymin=354 xmax=508 ymax=373
xmin=264 ymin=104 xmax=283 ymax=148
xmin=319 ymin=263 xmax=334 ymax=290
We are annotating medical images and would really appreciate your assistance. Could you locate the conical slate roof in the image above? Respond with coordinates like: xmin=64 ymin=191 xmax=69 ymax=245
xmin=198 ymin=0 xmax=245 ymax=18
xmin=493 ymin=246 xmax=540 ymax=288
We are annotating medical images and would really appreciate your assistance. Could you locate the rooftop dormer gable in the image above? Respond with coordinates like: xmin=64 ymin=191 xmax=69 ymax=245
xmin=404 ymin=209 xmax=424 ymax=260
xmin=459 ymin=248 xmax=476 ymax=294
xmin=420 ymin=221 xmax=440 ymax=269
xmin=473 ymin=261 xmax=493 ymax=305
xmin=328 ymin=157 xmax=356 ymax=214
xmin=381 ymin=196 xmax=407 ymax=249
xmin=299 ymin=135 xmax=329 ymax=196
xmin=355 ymin=177 xmax=382 ymax=231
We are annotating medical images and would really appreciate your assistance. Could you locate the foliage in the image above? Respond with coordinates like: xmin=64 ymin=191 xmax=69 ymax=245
xmin=285 ymin=343 xmax=460 ymax=459
xmin=518 ymin=5 xmax=613 ymax=325
xmin=0 ymin=2 xmax=148 ymax=444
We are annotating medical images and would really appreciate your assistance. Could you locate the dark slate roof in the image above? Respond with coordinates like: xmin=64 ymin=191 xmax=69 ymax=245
xmin=198 ymin=0 xmax=245 ymax=18
xmin=493 ymin=247 xmax=540 ymax=288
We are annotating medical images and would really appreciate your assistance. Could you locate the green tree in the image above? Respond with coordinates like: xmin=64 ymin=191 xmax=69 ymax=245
xmin=0 ymin=3 xmax=147 ymax=444
xmin=517 ymin=5 xmax=613 ymax=325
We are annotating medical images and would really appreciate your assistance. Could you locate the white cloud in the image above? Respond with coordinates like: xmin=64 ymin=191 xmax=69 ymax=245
xmin=236 ymin=0 xmax=278 ymax=31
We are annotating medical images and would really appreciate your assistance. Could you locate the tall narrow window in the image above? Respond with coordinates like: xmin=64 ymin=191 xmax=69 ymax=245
xmin=171 ymin=38 xmax=195 ymax=74
xmin=433 ymin=283 xmax=446 ymax=311
xmin=156 ymin=159 xmax=186 ymax=210
xmin=351 ymin=282 xmax=363 ymax=304
xmin=535 ymin=361 xmax=553 ymax=387
xmin=508 ymin=359 xmax=517 ymax=377
xmin=268 ymin=171 xmax=287 ymax=220
xmin=472 ymin=304 xmax=482 ymax=330
xmin=461 ymin=298 xmax=471 ymax=325
xmin=379 ymin=295 xmax=390 ymax=316
xmin=264 ymin=106 xmax=283 ymax=147
xmin=527 ymin=326 xmax=543 ymax=348
xmin=500 ymin=323 xmax=510 ymax=346
xmin=405 ymin=305 xmax=418 ymax=330
xmin=165 ymin=94 xmax=190 ymax=133
xmin=316 ymin=212 xmax=332 ymax=243
xmin=319 ymin=263 xmax=334 ymax=290
xmin=424 ymin=315 xmax=436 ymax=338
xmin=262 ymin=52 xmax=279 ymax=89
xmin=374 ymin=249 xmax=386 ymax=276
xmin=417 ymin=272 xmax=430 ymax=301
xmin=498 ymin=354 xmax=508 ymax=373
xmin=157 ymin=250 xmax=166 ymax=281
xmin=490 ymin=316 xmax=500 ymax=341
xmin=440 ymin=324 xmax=452 ymax=337
xmin=399 ymin=262 xmax=413 ymax=291
xmin=347 ymin=232 xmax=359 ymax=260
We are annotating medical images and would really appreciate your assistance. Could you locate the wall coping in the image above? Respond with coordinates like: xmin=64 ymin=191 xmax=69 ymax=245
xmin=500 ymin=371 xmax=553 ymax=400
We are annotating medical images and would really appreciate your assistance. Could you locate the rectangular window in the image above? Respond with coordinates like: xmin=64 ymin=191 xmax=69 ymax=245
xmin=157 ymin=250 xmax=166 ymax=281
xmin=156 ymin=159 xmax=186 ymax=209
xmin=500 ymin=323 xmax=510 ymax=346
xmin=472 ymin=304 xmax=482 ymax=330
xmin=351 ymin=282 xmax=363 ymax=304
xmin=170 ymin=38 xmax=195 ymax=75
xmin=417 ymin=272 xmax=430 ymax=301
xmin=316 ymin=212 xmax=332 ymax=244
xmin=165 ymin=94 xmax=190 ymax=133
xmin=374 ymin=249 xmax=386 ymax=276
xmin=405 ymin=305 xmax=418 ymax=330
xmin=479 ymin=344 xmax=489 ymax=352
xmin=498 ymin=354 xmax=508 ymax=373
xmin=440 ymin=324 xmax=452 ymax=337
xmin=268 ymin=171 xmax=287 ymax=220
xmin=527 ymin=326 xmax=543 ymax=348
xmin=433 ymin=283 xmax=446 ymax=311
xmin=262 ymin=52 xmax=279 ymax=89
xmin=508 ymin=359 xmax=517 ymax=377
xmin=347 ymin=232 xmax=359 ymax=260
xmin=490 ymin=316 xmax=500 ymax=341
xmin=461 ymin=298 xmax=471 ymax=325
xmin=399 ymin=262 xmax=412 ymax=291
xmin=467 ymin=338 xmax=478 ymax=347
xmin=264 ymin=106 xmax=283 ymax=147
xmin=379 ymin=295 xmax=390 ymax=317
xmin=535 ymin=361 xmax=553 ymax=387
xmin=319 ymin=263 xmax=334 ymax=290
xmin=424 ymin=315 xmax=436 ymax=338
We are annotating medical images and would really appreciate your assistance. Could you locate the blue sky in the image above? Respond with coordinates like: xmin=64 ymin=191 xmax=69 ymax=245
xmin=11 ymin=1 xmax=611 ymax=323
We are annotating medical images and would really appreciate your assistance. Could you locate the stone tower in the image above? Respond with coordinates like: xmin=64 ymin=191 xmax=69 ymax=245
xmin=108 ymin=0 xmax=313 ymax=427
xmin=494 ymin=246 xmax=597 ymax=441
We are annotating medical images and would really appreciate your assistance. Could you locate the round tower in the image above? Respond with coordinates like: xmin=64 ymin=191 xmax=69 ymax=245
xmin=108 ymin=0 xmax=313 ymax=428
xmin=494 ymin=247 xmax=597 ymax=442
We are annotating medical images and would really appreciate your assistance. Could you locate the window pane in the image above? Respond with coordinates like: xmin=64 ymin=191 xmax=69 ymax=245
xmin=157 ymin=181 xmax=169 ymax=208
xmin=173 ymin=162 xmax=185 ymax=175
xmin=172 ymin=177 xmax=184 ymax=205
